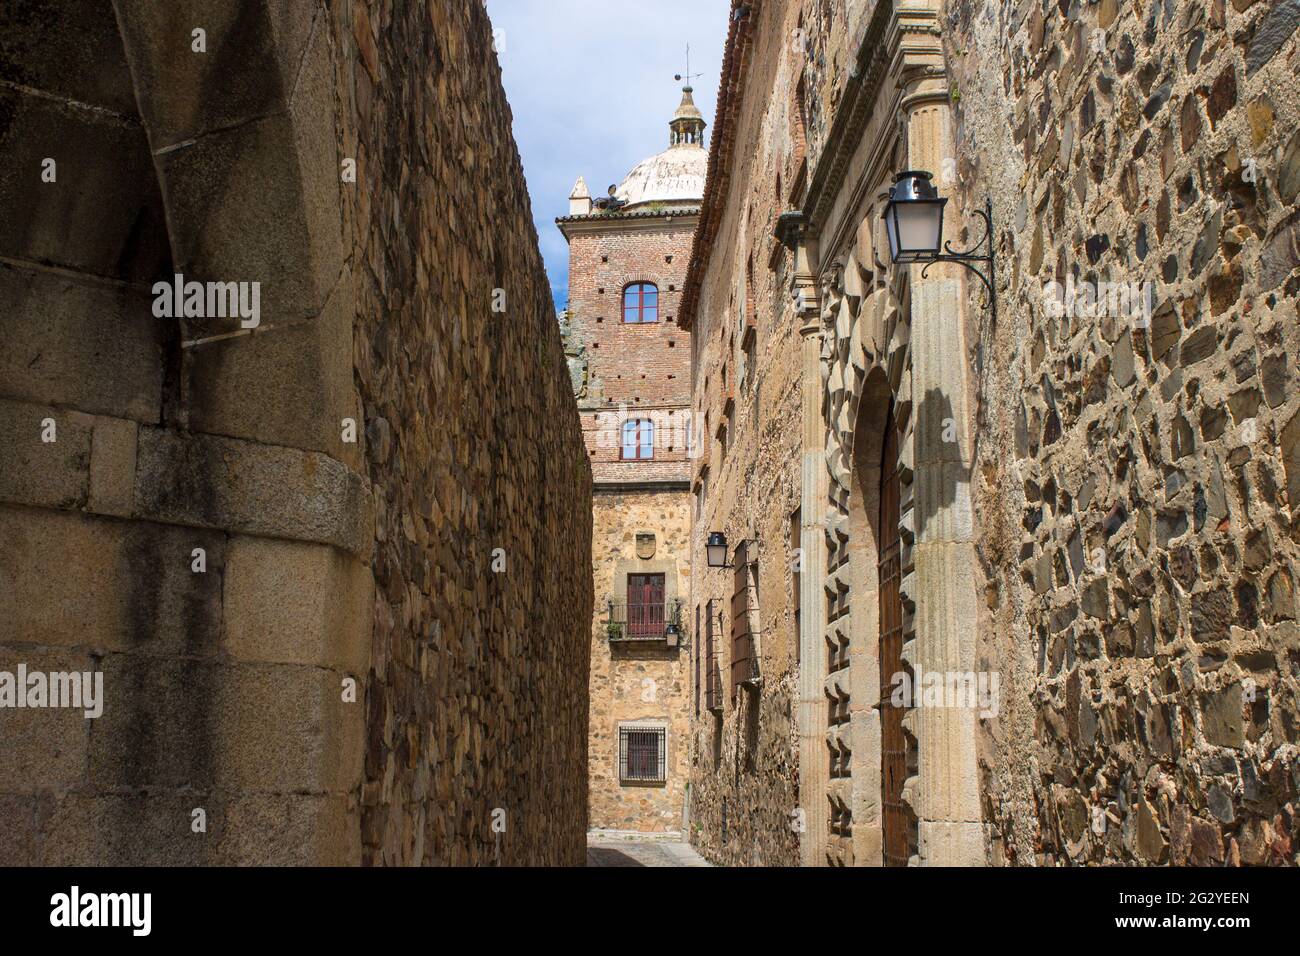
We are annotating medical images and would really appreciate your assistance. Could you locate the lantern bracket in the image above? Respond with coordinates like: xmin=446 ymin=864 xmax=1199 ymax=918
xmin=918 ymin=196 xmax=997 ymax=324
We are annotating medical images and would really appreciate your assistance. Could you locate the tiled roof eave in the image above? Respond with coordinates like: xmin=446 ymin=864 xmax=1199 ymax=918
xmin=678 ymin=0 xmax=753 ymax=332
xmin=555 ymin=206 xmax=702 ymax=224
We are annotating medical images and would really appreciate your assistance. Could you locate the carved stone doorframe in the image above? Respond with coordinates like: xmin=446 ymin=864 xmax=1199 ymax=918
xmin=792 ymin=0 xmax=985 ymax=866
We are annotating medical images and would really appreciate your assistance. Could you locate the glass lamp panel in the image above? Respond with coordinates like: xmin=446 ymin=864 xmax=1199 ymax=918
xmin=896 ymin=202 xmax=939 ymax=256
xmin=885 ymin=205 xmax=902 ymax=262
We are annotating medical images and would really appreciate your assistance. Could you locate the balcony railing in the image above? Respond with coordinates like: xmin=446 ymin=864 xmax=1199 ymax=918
xmin=731 ymin=630 xmax=758 ymax=692
xmin=606 ymin=600 xmax=682 ymax=644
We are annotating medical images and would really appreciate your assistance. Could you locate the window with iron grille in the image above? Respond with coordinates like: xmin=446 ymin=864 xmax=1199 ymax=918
xmin=693 ymin=604 xmax=701 ymax=717
xmin=730 ymin=541 xmax=758 ymax=700
xmin=705 ymin=599 xmax=722 ymax=713
xmin=619 ymin=725 xmax=667 ymax=784
xmin=740 ymin=259 xmax=757 ymax=390
xmin=621 ymin=572 xmax=665 ymax=639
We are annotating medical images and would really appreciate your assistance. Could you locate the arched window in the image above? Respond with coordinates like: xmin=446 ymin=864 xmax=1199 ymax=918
xmin=622 ymin=282 xmax=658 ymax=323
xmin=622 ymin=419 xmax=654 ymax=460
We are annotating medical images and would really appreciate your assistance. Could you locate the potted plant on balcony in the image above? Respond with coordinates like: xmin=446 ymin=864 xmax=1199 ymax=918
xmin=606 ymin=620 xmax=624 ymax=641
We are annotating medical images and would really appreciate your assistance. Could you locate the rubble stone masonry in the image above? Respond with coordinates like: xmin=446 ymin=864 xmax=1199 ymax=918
xmin=588 ymin=490 xmax=692 ymax=831
xmin=0 ymin=0 xmax=590 ymax=866
xmin=683 ymin=0 xmax=805 ymax=867
xmin=948 ymin=0 xmax=1300 ymax=865
xmin=684 ymin=0 xmax=1297 ymax=866
xmin=340 ymin=0 xmax=592 ymax=866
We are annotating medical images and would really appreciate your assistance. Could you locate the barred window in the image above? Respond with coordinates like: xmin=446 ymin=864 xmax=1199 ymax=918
xmin=705 ymin=598 xmax=722 ymax=713
xmin=694 ymin=604 xmax=701 ymax=717
xmin=730 ymin=541 xmax=758 ymax=699
xmin=619 ymin=724 xmax=667 ymax=784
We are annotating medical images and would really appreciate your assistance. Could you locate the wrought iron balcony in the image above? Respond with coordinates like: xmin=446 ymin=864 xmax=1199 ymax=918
xmin=731 ymin=629 xmax=759 ymax=690
xmin=606 ymin=599 xmax=682 ymax=644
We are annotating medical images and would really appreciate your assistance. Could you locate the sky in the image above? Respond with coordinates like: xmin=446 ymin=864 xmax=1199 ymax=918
xmin=483 ymin=0 xmax=731 ymax=312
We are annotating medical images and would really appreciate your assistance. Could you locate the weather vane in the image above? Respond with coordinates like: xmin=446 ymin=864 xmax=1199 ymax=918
xmin=674 ymin=44 xmax=703 ymax=89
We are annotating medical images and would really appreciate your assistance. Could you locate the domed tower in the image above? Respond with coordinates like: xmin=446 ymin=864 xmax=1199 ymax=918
xmin=557 ymin=87 xmax=705 ymax=838
xmin=611 ymin=87 xmax=708 ymax=211
xmin=669 ymin=84 xmax=706 ymax=147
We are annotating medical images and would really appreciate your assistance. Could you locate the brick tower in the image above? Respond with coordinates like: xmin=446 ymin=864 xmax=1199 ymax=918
xmin=558 ymin=86 xmax=705 ymax=834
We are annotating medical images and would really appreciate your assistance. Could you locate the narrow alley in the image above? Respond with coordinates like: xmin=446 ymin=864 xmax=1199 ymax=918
xmin=1 ymin=0 xmax=1297 ymax=877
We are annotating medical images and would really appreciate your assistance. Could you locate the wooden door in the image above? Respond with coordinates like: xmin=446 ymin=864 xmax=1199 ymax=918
xmin=627 ymin=573 xmax=664 ymax=638
xmin=878 ymin=409 xmax=908 ymax=866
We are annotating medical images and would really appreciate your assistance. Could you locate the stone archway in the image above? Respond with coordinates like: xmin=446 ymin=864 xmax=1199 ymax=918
xmin=844 ymin=364 xmax=908 ymax=866
xmin=820 ymin=184 xmax=986 ymax=865
xmin=779 ymin=0 xmax=987 ymax=867
xmin=110 ymin=1 xmax=358 ymax=458
xmin=3 ymin=0 xmax=594 ymax=868
xmin=822 ymin=243 xmax=920 ymax=865
xmin=846 ymin=372 xmax=919 ymax=866
xmin=1 ymin=0 xmax=373 ymax=864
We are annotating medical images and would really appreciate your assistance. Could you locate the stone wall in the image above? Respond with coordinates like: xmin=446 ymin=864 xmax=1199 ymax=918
xmin=0 ymin=0 xmax=591 ymax=866
xmin=588 ymin=490 xmax=692 ymax=832
xmin=338 ymin=0 xmax=592 ymax=867
xmin=0 ymin=0 xmax=372 ymax=866
xmin=681 ymin=0 xmax=805 ymax=868
xmin=948 ymin=0 xmax=1300 ymax=865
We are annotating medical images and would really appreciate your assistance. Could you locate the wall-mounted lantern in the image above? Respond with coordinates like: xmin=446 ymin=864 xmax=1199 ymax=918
xmin=882 ymin=170 xmax=997 ymax=323
xmin=883 ymin=170 xmax=948 ymax=263
xmin=706 ymin=531 xmax=731 ymax=569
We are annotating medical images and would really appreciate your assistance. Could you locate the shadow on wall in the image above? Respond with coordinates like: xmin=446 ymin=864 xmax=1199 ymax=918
xmin=915 ymin=385 xmax=969 ymax=540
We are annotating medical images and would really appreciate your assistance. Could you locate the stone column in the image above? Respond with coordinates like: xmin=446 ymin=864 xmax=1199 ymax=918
xmin=898 ymin=5 xmax=985 ymax=866
xmin=792 ymin=231 xmax=829 ymax=866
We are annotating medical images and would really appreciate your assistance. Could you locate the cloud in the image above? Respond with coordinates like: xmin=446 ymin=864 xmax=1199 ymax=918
xmin=484 ymin=0 xmax=731 ymax=311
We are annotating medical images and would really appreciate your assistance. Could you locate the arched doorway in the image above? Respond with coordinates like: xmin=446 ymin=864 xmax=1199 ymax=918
xmin=843 ymin=359 xmax=918 ymax=867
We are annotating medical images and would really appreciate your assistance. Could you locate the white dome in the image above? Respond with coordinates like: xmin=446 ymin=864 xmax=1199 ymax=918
xmin=614 ymin=143 xmax=706 ymax=210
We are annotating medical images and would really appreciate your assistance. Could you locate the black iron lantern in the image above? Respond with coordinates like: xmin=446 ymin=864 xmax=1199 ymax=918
xmin=665 ymin=598 xmax=683 ymax=645
xmin=883 ymin=170 xmax=947 ymax=264
xmin=881 ymin=170 xmax=997 ymax=322
xmin=706 ymin=531 xmax=730 ymax=568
